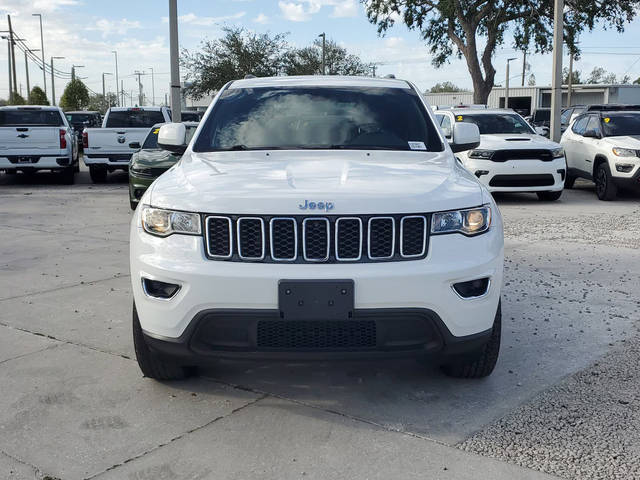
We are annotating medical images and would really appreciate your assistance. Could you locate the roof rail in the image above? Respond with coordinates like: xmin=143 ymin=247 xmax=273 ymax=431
xmin=244 ymin=74 xmax=256 ymax=79
xmin=384 ymin=74 xmax=396 ymax=79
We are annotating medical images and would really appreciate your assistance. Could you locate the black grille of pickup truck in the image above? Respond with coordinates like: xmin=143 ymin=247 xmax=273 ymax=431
xmin=204 ymin=214 xmax=430 ymax=263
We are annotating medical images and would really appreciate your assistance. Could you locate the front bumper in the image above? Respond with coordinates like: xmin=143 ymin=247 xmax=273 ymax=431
xmin=130 ymin=207 xmax=504 ymax=357
xmin=463 ymin=157 xmax=566 ymax=192
xmin=129 ymin=172 xmax=155 ymax=204
xmin=612 ymin=164 xmax=640 ymax=190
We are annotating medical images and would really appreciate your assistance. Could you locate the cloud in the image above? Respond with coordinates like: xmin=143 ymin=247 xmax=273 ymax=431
xmin=164 ymin=11 xmax=246 ymax=26
xmin=88 ymin=18 xmax=142 ymax=38
xmin=279 ymin=0 xmax=358 ymax=22
xmin=253 ymin=13 xmax=269 ymax=24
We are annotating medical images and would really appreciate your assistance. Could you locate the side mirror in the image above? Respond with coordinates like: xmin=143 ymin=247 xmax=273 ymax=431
xmin=158 ymin=123 xmax=187 ymax=154
xmin=128 ymin=141 xmax=141 ymax=150
xmin=450 ymin=122 xmax=480 ymax=153
xmin=441 ymin=126 xmax=452 ymax=140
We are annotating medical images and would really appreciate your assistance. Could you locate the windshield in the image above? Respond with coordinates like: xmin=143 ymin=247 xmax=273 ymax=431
xmin=0 ymin=109 xmax=64 ymax=127
xmin=143 ymin=124 xmax=197 ymax=149
xmin=602 ymin=113 xmax=640 ymax=137
xmin=66 ymin=113 xmax=100 ymax=126
xmin=105 ymin=110 xmax=165 ymax=128
xmin=456 ymin=113 xmax=534 ymax=134
xmin=192 ymin=86 xmax=442 ymax=152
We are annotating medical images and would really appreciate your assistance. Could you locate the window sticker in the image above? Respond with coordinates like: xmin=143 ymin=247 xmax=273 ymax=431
xmin=456 ymin=115 xmax=463 ymax=121
xmin=604 ymin=117 xmax=610 ymax=123
xmin=152 ymin=128 xmax=160 ymax=134
xmin=408 ymin=141 xmax=427 ymax=150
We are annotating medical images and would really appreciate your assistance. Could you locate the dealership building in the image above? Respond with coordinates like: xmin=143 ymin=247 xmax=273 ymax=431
xmin=425 ymin=84 xmax=640 ymax=115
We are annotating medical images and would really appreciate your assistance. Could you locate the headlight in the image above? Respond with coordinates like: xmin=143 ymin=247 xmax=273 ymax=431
xmin=468 ymin=150 xmax=495 ymax=159
xmin=130 ymin=165 xmax=152 ymax=175
xmin=431 ymin=206 xmax=491 ymax=236
xmin=550 ymin=147 xmax=564 ymax=158
xmin=612 ymin=147 xmax=637 ymax=157
xmin=141 ymin=207 xmax=201 ymax=237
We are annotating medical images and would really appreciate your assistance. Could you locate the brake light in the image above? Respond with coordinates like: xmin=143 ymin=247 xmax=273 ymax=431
xmin=82 ymin=131 xmax=88 ymax=148
xmin=59 ymin=129 xmax=67 ymax=149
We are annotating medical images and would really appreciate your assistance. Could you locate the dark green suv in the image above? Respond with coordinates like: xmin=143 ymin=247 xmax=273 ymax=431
xmin=128 ymin=122 xmax=198 ymax=210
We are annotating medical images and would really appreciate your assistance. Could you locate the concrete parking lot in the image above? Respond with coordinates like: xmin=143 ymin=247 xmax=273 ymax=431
xmin=1 ymin=165 xmax=639 ymax=480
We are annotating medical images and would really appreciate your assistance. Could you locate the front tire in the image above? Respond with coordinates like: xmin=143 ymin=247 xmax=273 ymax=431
xmin=564 ymin=175 xmax=576 ymax=189
xmin=89 ymin=165 xmax=107 ymax=183
xmin=60 ymin=167 xmax=75 ymax=185
xmin=133 ymin=303 xmax=192 ymax=380
xmin=441 ymin=302 xmax=501 ymax=379
xmin=595 ymin=163 xmax=617 ymax=201
xmin=536 ymin=190 xmax=562 ymax=201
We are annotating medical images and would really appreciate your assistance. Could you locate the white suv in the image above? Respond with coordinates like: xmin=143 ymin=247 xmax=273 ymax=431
xmin=129 ymin=76 xmax=504 ymax=381
xmin=435 ymin=109 xmax=566 ymax=201
xmin=561 ymin=110 xmax=640 ymax=200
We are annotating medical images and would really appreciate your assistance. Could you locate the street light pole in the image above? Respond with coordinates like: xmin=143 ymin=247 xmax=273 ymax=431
xmin=71 ymin=64 xmax=84 ymax=81
xmin=550 ymin=0 xmax=564 ymax=142
xmin=32 ymin=14 xmax=46 ymax=98
xmin=318 ymin=32 xmax=326 ymax=75
xmin=24 ymin=48 xmax=39 ymax=99
xmin=112 ymin=50 xmax=120 ymax=106
xmin=505 ymin=57 xmax=517 ymax=109
xmin=169 ymin=0 xmax=181 ymax=122
xmin=102 ymin=72 xmax=112 ymax=113
xmin=149 ymin=67 xmax=155 ymax=106
xmin=50 ymin=56 xmax=64 ymax=106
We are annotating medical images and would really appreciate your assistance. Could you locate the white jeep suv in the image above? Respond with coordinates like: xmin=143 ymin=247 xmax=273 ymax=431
xmin=435 ymin=108 xmax=566 ymax=201
xmin=561 ymin=110 xmax=640 ymax=200
xmin=130 ymin=76 xmax=504 ymax=380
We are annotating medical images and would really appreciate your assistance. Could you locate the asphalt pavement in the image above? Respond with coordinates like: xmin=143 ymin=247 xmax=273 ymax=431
xmin=0 ymin=164 xmax=638 ymax=480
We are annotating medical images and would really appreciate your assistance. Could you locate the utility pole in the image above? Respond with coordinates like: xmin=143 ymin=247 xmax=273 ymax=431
xmin=550 ymin=0 xmax=564 ymax=142
xmin=149 ymin=67 xmax=155 ymax=106
xmin=521 ymin=51 xmax=527 ymax=87
xmin=8 ymin=15 xmax=18 ymax=98
xmin=2 ymin=36 xmax=12 ymax=100
xmin=169 ymin=0 xmax=181 ymax=122
xmin=71 ymin=64 xmax=84 ymax=81
xmin=318 ymin=32 xmax=326 ymax=75
xmin=112 ymin=50 xmax=120 ymax=106
xmin=50 ymin=56 xmax=64 ymax=105
xmin=121 ymin=79 xmax=124 ymax=107
xmin=134 ymin=70 xmax=144 ymax=106
xmin=505 ymin=57 xmax=516 ymax=109
xmin=567 ymin=53 xmax=574 ymax=107
xmin=371 ymin=64 xmax=376 ymax=77
xmin=102 ymin=72 xmax=112 ymax=112
xmin=32 ymin=14 xmax=46 ymax=98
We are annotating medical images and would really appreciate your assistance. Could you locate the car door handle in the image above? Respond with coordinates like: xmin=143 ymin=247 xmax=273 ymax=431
xmin=585 ymin=159 xmax=592 ymax=163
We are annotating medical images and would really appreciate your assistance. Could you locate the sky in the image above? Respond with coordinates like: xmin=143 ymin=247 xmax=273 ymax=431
xmin=2 ymin=0 xmax=640 ymax=105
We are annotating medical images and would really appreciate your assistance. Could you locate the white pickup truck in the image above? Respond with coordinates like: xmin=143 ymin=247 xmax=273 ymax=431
xmin=83 ymin=106 xmax=171 ymax=183
xmin=0 ymin=105 xmax=78 ymax=184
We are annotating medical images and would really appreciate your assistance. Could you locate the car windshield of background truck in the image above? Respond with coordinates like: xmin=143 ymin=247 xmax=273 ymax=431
xmin=457 ymin=113 xmax=535 ymax=135
xmin=105 ymin=109 xmax=165 ymax=128
xmin=601 ymin=112 xmax=640 ymax=137
xmin=192 ymin=86 xmax=443 ymax=152
xmin=0 ymin=109 xmax=64 ymax=126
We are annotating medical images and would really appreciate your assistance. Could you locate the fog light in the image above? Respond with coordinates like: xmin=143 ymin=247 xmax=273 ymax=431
xmin=142 ymin=278 xmax=181 ymax=299
xmin=475 ymin=170 xmax=490 ymax=178
xmin=453 ymin=278 xmax=490 ymax=299
xmin=615 ymin=163 xmax=634 ymax=173
xmin=134 ymin=188 xmax=145 ymax=199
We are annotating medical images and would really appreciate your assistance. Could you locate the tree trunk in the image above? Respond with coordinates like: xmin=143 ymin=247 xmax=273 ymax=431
xmin=472 ymin=76 xmax=493 ymax=104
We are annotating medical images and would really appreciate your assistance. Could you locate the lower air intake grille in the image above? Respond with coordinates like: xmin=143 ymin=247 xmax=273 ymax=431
xmin=489 ymin=174 xmax=555 ymax=187
xmin=256 ymin=320 xmax=377 ymax=350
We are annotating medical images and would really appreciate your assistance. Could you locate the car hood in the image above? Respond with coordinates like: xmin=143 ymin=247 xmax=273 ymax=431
xmin=602 ymin=136 xmax=640 ymax=148
xmin=148 ymin=150 xmax=484 ymax=215
xmin=477 ymin=133 xmax=560 ymax=150
xmin=131 ymin=149 xmax=181 ymax=169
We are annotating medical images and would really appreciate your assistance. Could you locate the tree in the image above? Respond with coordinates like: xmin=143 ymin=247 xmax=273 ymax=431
xmin=364 ymin=0 xmax=640 ymax=104
xmin=28 ymin=86 xmax=49 ymax=105
xmin=562 ymin=67 xmax=582 ymax=85
xmin=527 ymin=73 xmax=536 ymax=86
xmin=283 ymin=39 xmax=371 ymax=76
xmin=87 ymin=92 xmax=118 ymax=114
xmin=7 ymin=92 xmax=26 ymax=105
xmin=182 ymin=27 xmax=288 ymax=98
xmin=429 ymin=81 xmax=465 ymax=93
xmin=585 ymin=66 xmax=622 ymax=84
xmin=59 ymin=78 xmax=90 ymax=111
xmin=634 ymin=77 xmax=640 ymax=85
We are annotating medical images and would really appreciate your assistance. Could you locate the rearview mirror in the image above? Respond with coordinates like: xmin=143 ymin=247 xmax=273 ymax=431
xmin=450 ymin=122 xmax=480 ymax=153
xmin=158 ymin=123 xmax=187 ymax=154
xmin=128 ymin=142 xmax=141 ymax=150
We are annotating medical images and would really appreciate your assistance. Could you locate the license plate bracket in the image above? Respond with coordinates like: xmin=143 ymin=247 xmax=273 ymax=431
xmin=17 ymin=156 xmax=35 ymax=163
xmin=278 ymin=280 xmax=354 ymax=321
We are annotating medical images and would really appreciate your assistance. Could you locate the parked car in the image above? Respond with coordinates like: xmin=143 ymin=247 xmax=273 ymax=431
xmin=65 ymin=110 xmax=101 ymax=148
xmin=130 ymin=75 xmax=504 ymax=381
xmin=525 ymin=108 xmax=550 ymax=137
xmin=128 ymin=122 xmax=198 ymax=210
xmin=179 ymin=111 xmax=203 ymax=122
xmin=563 ymin=104 xmax=640 ymax=131
xmin=561 ymin=110 xmax=640 ymax=200
xmin=435 ymin=108 xmax=566 ymax=201
xmin=0 ymin=105 xmax=79 ymax=184
xmin=82 ymin=106 xmax=171 ymax=183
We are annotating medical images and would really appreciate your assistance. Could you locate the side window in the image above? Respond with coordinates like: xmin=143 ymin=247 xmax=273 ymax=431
xmin=561 ymin=109 xmax=572 ymax=124
xmin=586 ymin=116 xmax=601 ymax=136
xmin=440 ymin=115 xmax=452 ymax=138
xmin=572 ymin=116 xmax=588 ymax=135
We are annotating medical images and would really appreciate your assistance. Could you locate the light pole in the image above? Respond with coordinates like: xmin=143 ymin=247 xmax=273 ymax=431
xmin=102 ymin=72 xmax=112 ymax=113
xmin=169 ymin=0 xmax=182 ymax=122
xmin=112 ymin=50 xmax=120 ymax=106
xmin=149 ymin=67 xmax=155 ymax=106
xmin=505 ymin=57 xmax=517 ymax=109
xmin=32 ymin=14 xmax=47 ymax=98
xmin=550 ymin=0 xmax=564 ymax=142
xmin=50 ymin=56 xmax=64 ymax=106
xmin=71 ymin=64 xmax=84 ymax=81
xmin=318 ymin=32 xmax=326 ymax=75
xmin=24 ymin=48 xmax=40 ymax=99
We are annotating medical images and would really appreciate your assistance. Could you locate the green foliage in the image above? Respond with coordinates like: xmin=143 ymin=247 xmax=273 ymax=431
xmin=59 ymin=78 xmax=90 ymax=111
xmin=87 ymin=92 xmax=118 ymax=114
xmin=8 ymin=92 xmax=26 ymax=105
xmin=429 ymin=81 xmax=465 ymax=93
xmin=182 ymin=27 xmax=371 ymax=98
xmin=28 ymin=86 xmax=49 ymax=105
xmin=562 ymin=67 xmax=582 ymax=85
xmin=364 ymin=0 xmax=640 ymax=103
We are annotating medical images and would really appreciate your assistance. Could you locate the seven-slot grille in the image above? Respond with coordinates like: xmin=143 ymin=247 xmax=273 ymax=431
xmin=204 ymin=214 xmax=429 ymax=263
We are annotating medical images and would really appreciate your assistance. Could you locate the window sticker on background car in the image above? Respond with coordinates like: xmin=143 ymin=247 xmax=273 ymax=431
xmin=604 ymin=117 xmax=610 ymax=123
xmin=456 ymin=115 xmax=463 ymax=121
xmin=152 ymin=128 xmax=160 ymax=134
xmin=408 ymin=141 xmax=427 ymax=150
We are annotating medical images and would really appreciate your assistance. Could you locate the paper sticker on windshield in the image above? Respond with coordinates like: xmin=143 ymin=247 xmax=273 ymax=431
xmin=604 ymin=117 xmax=610 ymax=123
xmin=152 ymin=128 xmax=160 ymax=134
xmin=456 ymin=115 xmax=463 ymax=121
xmin=408 ymin=141 xmax=427 ymax=150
